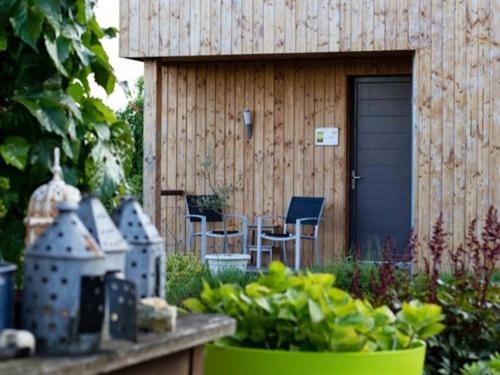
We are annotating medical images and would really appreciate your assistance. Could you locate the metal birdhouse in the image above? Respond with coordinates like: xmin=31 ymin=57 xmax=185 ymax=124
xmin=112 ymin=198 xmax=165 ymax=299
xmin=77 ymin=196 xmax=137 ymax=342
xmin=24 ymin=148 xmax=81 ymax=247
xmin=21 ymin=202 xmax=107 ymax=355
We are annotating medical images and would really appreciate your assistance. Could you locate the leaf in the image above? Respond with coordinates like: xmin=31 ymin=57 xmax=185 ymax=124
xmin=419 ymin=323 xmax=446 ymax=339
xmin=0 ymin=177 xmax=10 ymax=190
xmin=37 ymin=0 xmax=61 ymax=30
xmin=0 ymin=136 xmax=30 ymax=170
xmin=0 ymin=27 xmax=7 ymax=51
xmin=183 ymin=298 xmax=205 ymax=313
xmin=67 ymin=81 xmax=85 ymax=101
xmin=44 ymin=35 xmax=68 ymax=76
xmin=9 ymin=1 xmax=44 ymax=50
xmin=308 ymin=299 xmax=324 ymax=323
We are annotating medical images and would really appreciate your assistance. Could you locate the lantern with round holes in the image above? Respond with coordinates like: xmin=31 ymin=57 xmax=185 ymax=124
xmin=77 ymin=196 xmax=138 ymax=342
xmin=24 ymin=148 xmax=81 ymax=248
xmin=22 ymin=202 xmax=106 ymax=354
xmin=112 ymin=198 xmax=165 ymax=299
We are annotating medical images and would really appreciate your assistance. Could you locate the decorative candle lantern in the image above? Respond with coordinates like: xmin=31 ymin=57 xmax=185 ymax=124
xmin=112 ymin=198 xmax=165 ymax=299
xmin=24 ymin=148 xmax=81 ymax=247
xmin=77 ymin=196 xmax=137 ymax=342
xmin=22 ymin=202 xmax=106 ymax=354
xmin=77 ymin=196 xmax=130 ymax=274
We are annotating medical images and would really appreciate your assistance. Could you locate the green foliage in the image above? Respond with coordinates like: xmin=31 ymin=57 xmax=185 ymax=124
xmin=166 ymin=253 xmax=256 ymax=306
xmin=184 ymin=261 xmax=444 ymax=352
xmin=423 ymin=276 xmax=500 ymax=374
xmin=116 ymin=77 xmax=143 ymax=200
xmin=461 ymin=353 xmax=500 ymax=375
xmin=0 ymin=0 xmax=134 ymax=268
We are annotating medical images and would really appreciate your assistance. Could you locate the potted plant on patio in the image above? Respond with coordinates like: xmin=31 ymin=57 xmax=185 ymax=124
xmin=197 ymin=155 xmax=250 ymax=274
xmin=184 ymin=262 xmax=445 ymax=375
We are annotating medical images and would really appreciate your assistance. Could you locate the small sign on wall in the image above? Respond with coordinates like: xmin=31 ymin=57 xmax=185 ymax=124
xmin=315 ymin=127 xmax=339 ymax=146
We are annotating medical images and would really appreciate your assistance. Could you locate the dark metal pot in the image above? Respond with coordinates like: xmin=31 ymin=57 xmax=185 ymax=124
xmin=0 ymin=262 xmax=17 ymax=329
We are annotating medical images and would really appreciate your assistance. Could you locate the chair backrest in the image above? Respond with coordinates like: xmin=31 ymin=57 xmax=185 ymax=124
xmin=185 ymin=195 xmax=223 ymax=222
xmin=285 ymin=196 xmax=325 ymax=225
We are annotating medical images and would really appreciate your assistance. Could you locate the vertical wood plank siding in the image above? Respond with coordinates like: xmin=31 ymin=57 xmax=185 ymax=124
xmin=159 ymin=57 xmax=411 ymax=264
xmin=127 ymin=1 xmax=499 ymax=261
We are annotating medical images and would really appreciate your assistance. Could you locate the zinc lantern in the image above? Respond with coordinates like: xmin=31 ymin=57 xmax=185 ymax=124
xmin=112 ymin=198 xmax=165 ymax=299
xmin=24 ymin=148 xmax=81 ymax=247
xmin=22 ymin=202 xmax=106 ymax=354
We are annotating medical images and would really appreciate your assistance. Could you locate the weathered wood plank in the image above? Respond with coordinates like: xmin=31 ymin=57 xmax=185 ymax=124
xmin=429 ymin=0 xmax=443 ymax=230
xmin=119 ymin=0 xmax=129 ymax=57
xmin=396 ymin=0 xmax=409 ymax=50
xmin=441 ymin=0 xmax=455 ymax=249
xmin=340 ymin=0 xmax=351 ymax=51
xmin=243 ymin=63 xmax=255 ymax=221
xmin=231 ymin=0 xmax=242 ymax=54
xmin=306 ymin=0 xmax=318 ymax=53
xmin=284 ymin=0 xmax=296 ymax=53
xmin=128 ymin=0 xmax=139 ymax=57
xmin=221 ymin=0 xmax=232 ymax=54
xmin=210 ymin=0 xmax=221 ymax=55
xmin=179 ymin=0 xmax=190 ymax=56
xmin=169 ymin=0 xmax=180 ymax=56
xmin=293 ymin=62 xmax=305 ymax=196
xmin=159 ymin=0 xmax=170 ymax=55
xmin=263 ymin=0 xmax=275 ymax=54
xmin=139 ymin=0 xmax=149 ymax=56
xmin=263 ymin=63 xmax=275 ymax=216
xmin=373 ymin=0 xmax=385 ymax=50
xmin=241 ymin=0 xmax=253 ymax=54
xmin=253 ymin=0 xmax=264 ymax=54
xmin=0 ymin=315 xmax=235 ymax=375
xmin=234 ymin=63 xmax=245 ymax=220
xmin=317 ymin=0 xmax=329 ymax=52
xmin=314 ymin=63 xmax=325 ymax=262
xmin=200 ymin=0 xmax=211 ymax=54
xmin=254 ymin=62 xmax=265 ymax=217
xmin=274 ymin=0 xmax=285 ymax=53
xmin=189 ymin=0 xmax=201 ymax=56
xmin=166 ymin=65 xmax=178 ymax=253
xmin=351 ymin=0 xmax=362 ymax=51
xmin=295 ymin=0 xmax=307 ymax=52
xmin=143 ymin=61 xmax=161 ymax=224
xmin=273 ymin=63 xmax=285 ymax=226
xmin=362 ymin=0 xmax=374 ymax=51
xmin=148 ymin=0 xmax=160 ymax=56
xmin=176 ymin=65 xmax=188 ymax=248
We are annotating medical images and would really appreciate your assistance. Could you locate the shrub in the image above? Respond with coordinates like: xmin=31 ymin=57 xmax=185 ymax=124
xmin=166 ymin=253 xmax=256 ymax=306
xmin=184 ymin=261 xmax=445 ymax=352
xmin=460 ymin=353 xmax=500 ymax=375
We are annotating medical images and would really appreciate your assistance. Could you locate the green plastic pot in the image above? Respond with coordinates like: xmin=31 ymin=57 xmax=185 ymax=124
xmin=205 ymin=343 xmax=426 ymax=375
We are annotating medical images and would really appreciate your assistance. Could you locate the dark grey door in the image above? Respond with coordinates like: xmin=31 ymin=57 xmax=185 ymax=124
xmin=350 ymin=76 xmax=412 ymax=257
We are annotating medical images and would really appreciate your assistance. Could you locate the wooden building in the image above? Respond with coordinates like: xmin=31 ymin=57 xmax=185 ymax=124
xmin=119 ymin=0 xmax=499 ymax=265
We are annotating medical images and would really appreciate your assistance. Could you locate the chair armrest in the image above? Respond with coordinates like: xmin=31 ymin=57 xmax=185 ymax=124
xmin=185 ymin=214 xmax=206 ymax=222
xmin=295 ymin=217 xmax=321 ymax=225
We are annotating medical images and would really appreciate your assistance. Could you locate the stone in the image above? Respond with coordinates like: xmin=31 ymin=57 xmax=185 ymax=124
xmin=137 ymin=298 xmax=177 ymax=333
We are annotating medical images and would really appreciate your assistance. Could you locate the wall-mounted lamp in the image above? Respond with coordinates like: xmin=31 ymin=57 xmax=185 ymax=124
xmin=243 ymin=109 xmax=252 ymax=139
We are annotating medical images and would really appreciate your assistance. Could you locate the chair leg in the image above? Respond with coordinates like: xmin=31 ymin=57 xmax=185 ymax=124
xmin=314 ymin=237 xmax=320 ymax=266
xmin=186 ymin=221 xmax=193 ymax=250
xmin=281 ymin=241 xmax=288 ymax=266
xmin=294 ymin=237 xmax=301 ymax=271
xmin=200 ymin=221 xmax=207 ymax=263
xmin=256 ymin=234 xmax=263 ymax=270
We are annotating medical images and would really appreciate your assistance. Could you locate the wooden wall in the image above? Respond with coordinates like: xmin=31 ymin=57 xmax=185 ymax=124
xmin=153 ymin=57 xmax=411 ymax=263
xmin=130 ymin=0 xmax=499 ymax=262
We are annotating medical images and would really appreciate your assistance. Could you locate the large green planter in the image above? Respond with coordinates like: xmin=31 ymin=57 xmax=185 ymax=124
xmin=205 ymin=343 xmax=426 ymax=375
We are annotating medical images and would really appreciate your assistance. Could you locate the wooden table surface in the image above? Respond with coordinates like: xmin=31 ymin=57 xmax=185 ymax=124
xmin=0 ymin=314 xmax=235 ymax=375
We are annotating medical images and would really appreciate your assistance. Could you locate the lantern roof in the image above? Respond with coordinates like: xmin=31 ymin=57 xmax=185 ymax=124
xmin=25 ymin=148 xmax=81 ymax=226
xmin=27 ymin=202 xmax=105 ymax=260
xmin=77 ymin=196 xmax=130 ymax=255
xmin=112 ymin=197 xmax=163 ymax=245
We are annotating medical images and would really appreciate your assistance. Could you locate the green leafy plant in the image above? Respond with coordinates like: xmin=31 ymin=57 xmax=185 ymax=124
xmin=184 ymin=261 xmax=445 ymax=352
xmin=461 ymin=353 xmax=500 ymax=375
xmin=197 ymin=153 xmax=233 ymax=253
xmin=166 ymin=253 xmax=257 ymax=306
xmin=116 ymin=77 xmax=143 ymax=201
xmin=0 ymin=0 xmax=134 ymax=270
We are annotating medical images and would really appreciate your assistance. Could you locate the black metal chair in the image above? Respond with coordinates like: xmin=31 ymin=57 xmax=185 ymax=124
xmin=256 ymin=196 xmax=325 ymax=270
xmin=185 ymin=195 xmax=248 ymax=261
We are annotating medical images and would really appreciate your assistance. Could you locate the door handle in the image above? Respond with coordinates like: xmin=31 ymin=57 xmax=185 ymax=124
xmin=351 ymin=170 xmax=362 ymax=190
